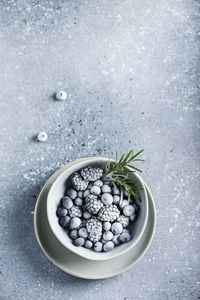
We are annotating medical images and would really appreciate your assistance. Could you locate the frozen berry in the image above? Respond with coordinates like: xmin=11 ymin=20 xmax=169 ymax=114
xmin=130 ymin=213 xmax=136 ymax=221
xmin=103 ymin=241 xmax=114 ymax=252
xmin=94 ymin=242 xmax=103 ymax=252
xmin=70 ymin=217 xmax=81 ymax=229
xmin=56 ymin=90 xmax=67 ymax=101
xmin=119 ymin=232 xmax=131 ymax=243
xmin=103 ymin=231 xmax=114 ymax=241
xmin=83 ymin=189 xmax=90 ymax=198
xmin=77 ymin=191 xmax=83 ymax=198
xmin=93 ymin=180 xmax=103 ymax=187
xmin=120 ymin=200 xmax=128 ymax=209
xmin=123 ymin=205 xmax=135 ymax=217
xmin=56 ymin=207 xmax=68 ymax=217
xmin=91 ymin=185 xmax=101 ymax=195
xmin=101 ymin=185 xmax=112 ymax=193
xmin=101 ymin=193 xmax=113 ymax=206
xmin=66 ymin=188 xmax=77 ymax=200
xmin=84 ymin=240 xmax=93 ymax=249
xmin=111 ymin=222 xmax=123 ymax=234
xmin=103 ymin=221 xmax=111 ymax=231
xmin=112 ymin=187 xmax=120 ymax=195
xmin=62 ymin=196 xmax=73 ymax=209
xmin=74 ymin=237 xmax=85 ymax=246
xmin=78 ymin=227 xmax=88 ymax=238
xmin=70 ymin=229 xmax=78 ymax=240
xmin=112 ymin=234 xmax=121 ymax=246
xmin=37 ymin=131 xmax=48 ymax=142
xmin=75 ymin=198 xmax=83 ymax=206
xmin=83 ymin=211 xmax=92 ymax=219
xmin=113 ymin=195 xmax=120 ymax=204
xmin=59 ymin=216 xmax=70 ymax=227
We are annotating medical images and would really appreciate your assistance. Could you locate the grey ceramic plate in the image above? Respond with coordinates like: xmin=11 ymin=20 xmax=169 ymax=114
xmin=34 ymin=161 xmax=156 ymax=279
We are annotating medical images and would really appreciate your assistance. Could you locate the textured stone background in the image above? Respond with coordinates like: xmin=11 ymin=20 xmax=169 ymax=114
xmin=0 ymin=0 xmax=200 ymax=299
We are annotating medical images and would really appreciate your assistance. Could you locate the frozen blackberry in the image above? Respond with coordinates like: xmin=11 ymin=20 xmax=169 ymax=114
xmin=98 ymin=204 xmax=120 ymax=222
xmin=86 ymin=217 xmax=102 ymax=243
xmin=81 ymin=167 xmax=103 ymax=181
xmin=117 ymin=215 xmax=130 ymax=227
xmin=71 ymin=172 xmax=89 ymax=191
xmin=85 ymin=194 xmax=103 ymax=214
xmin=68 ymin=205 xmax=82 ymax=218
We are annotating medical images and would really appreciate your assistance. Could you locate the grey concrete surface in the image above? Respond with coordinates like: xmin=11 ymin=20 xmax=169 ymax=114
xmin=0 ymin=0 xmax=200 ymax=299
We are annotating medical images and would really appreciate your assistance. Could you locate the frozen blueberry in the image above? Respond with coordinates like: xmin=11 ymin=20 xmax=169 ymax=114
xmin=119 ymin=232 xmax=131 ymax=243
xmin=94 ymin=242 xmax=103 ymax=252
xmin=111 ymin=222 xmax=123 ymax=234
xmin=74 ymin=237 xmax=85 ymax=246
xmin=103 ymin=231 xmax=114 ymax=241
xmin=103 ymin=241 xmax=114 ymax=252
xmin=83 ymin=189 xmax=90 ymax=198
xmin=56 ymin=90 xmax=67 ymax=101
xmin=83 ymin=211 xmax=92 ymax=219
xmin=57 ymin=207 xmax=68 ymax=217
xmin=70 ymin=217 xmax=81 ymax=229
xmin=84 ymin=240 xmax=93 ymax=249
xmin=59 ymin=216 xmax=70 ymax=227
xmin=77 ymin=191 xmax=83 ymax=198
xmin=62 ymin=196 xmax=73 ymax=209
xmin=78 ymin=227 xmax=88 ymax=238
xmin=101 ymin=193 xmax=113 ymax=206
xmin=66 ymin=188 xmax=77 ymax=200
xmin=120 ymin=200 xmax=128 ymax=209
xmin=123 ymin=205 xmax=135 ymax=217
xmin=70 ymin=229 xmax=78 ymax=240
xmin=75 ymin=198 xmax=83 ymax=206
xmin=112 ymin=234 xmax=121 ymax=246
xmin=101 ymin=185 xmax=112 ymax=193
xmin=129 ymin=213 xmax=136 ymax=222
xmin=93 ymin=180 xmax=103 ymax=187
xmin=103 ymin=221 xmax=111 ymax=231
xmin=113 ymin=195 xmax=120 ymax=204
xmin=37 ymin=131 xmax=48 ymax=142
xmin=112 ymin=187 xmax=120 ymax=195
xmin=91 ymin=185 xmax=101 ymax=195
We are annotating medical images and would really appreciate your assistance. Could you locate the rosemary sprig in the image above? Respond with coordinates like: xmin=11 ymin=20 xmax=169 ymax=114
xmin=103 ymin=149 xmax=144 ymax=202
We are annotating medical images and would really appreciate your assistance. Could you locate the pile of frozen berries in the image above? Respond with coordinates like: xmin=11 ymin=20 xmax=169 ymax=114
xmin=56 ymin=166 xmax=138 ymax=252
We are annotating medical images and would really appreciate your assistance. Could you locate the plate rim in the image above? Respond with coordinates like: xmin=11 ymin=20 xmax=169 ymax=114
xmin=34 ymin=159 xmax=156 ymax=280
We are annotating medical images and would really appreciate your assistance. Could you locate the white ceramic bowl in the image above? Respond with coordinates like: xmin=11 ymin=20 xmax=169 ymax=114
xmin=47 ymin=157 xmax=148 ymax=261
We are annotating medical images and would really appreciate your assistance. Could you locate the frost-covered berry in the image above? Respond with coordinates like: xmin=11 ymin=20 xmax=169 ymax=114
xmin=78 ymin=227 xmax=88 ymax=238
xmin=101 ymin=185 xmax=112 ymax=193
xmin=103 ymin=241 xmax=114 ymax=252
xmin=83 ymin=211 xmax=92 ymax=219
xmin=119 ymin=231 xmax=131 ymax=243
xmin=101 ymin=193 xmax=113 ymax=206
xmin=117 ymin=215 xmax=129 ymax=227
xmin=74 ymin=237 xmax=85 ymax=246
xmin=111 ymin=222 xmax=123 ymax=234
xmin=113 ymin=195 xmax=120 ymax=204
xmin=56 ymin=207 xmax=68 ymax=217
xmin=77 ymin=191 xmax=83 ymax=198
xmin=123 ymin=205 xmax=135 ymax=217
xmin=56 ymin=90 xmax=67 ymax=101
xmin=75 ymin=198 xmax=83 ymax=206
xmin=103 ymin=231 xmax=114 ymax=241
xmin=130 ymin=213 xmax=136 ymax=222
xmin=83 ymin=189 xmax=90 ymax=198
xmin=98 ymin=204 xmax=120 ymax=222
xmin=81 ymin=167 xmax=103 ymax=181
xmin=94 ymin=242 xmax=103 ymax=252
xmin=62 ymin=196 xmax=73 ymax=209
xmin=120 ymin=200 xmax=128 ymax=209
xmin=103 ymin=221 xmax=111 ymax=231
xmin=86 ymin=217 xmax=102 ymax=243
xmin=85 ymin=194 xmax=103 ymax=214
xmin=37 ymin=131 xmax=48 ymax=142
xmin=59 ymin=216 xmax=70 ymax=227
xmin=112 ymin=187 xmax=120 ymax=195
xmin=70 ymin=229 xmax=78 ymax=239
xmin=93 ymin=180 xmax=103 ymax=187
xmin=71 ymin=173 xmax=89 ymax=191
xmin=66 ymin=188 xmax=77 ymax=200
xmin=91 ymin=185 xmax=101 ymax=195
xmin=70 ymin=217 xmax=81 ymax=229
xmin=112 ymin=234 xmax=121 ymax=246
xmin=68 ymin=206 xmax=82 ymax=218
xmin=84 ymin=240 xmax=93 ymax=249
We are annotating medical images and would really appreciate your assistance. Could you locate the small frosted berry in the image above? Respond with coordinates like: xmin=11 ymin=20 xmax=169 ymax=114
xmin=74 ymin=237 xmax=85 ymax=246
xmin=103 ymin=231 xmax=113 ymax=241
xmin=123 ymin=205 xmax=135 ymax=217
xmin=111 ymin=222 xmax=123 ymax=235
xmin=103 ymin=241 xmax=114 ymax=252
xmin=94 ymin=242 xmax=103 ymax=252
xmin=119 ymin=231 xmax=131 ymax=243
xmin=66 ymin=188 xmax=77 ymax=200
xmin=70 ymin=217 xmax=81 ymax=229
xmin=91 ymin=185 xmax=101 ymax=195
xmin=84 ymin=240 xmax=93 ymax=249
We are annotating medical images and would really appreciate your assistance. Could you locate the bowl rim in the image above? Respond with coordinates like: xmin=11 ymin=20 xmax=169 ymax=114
xmin=46 ymin=156 xmax=149 ymax=260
